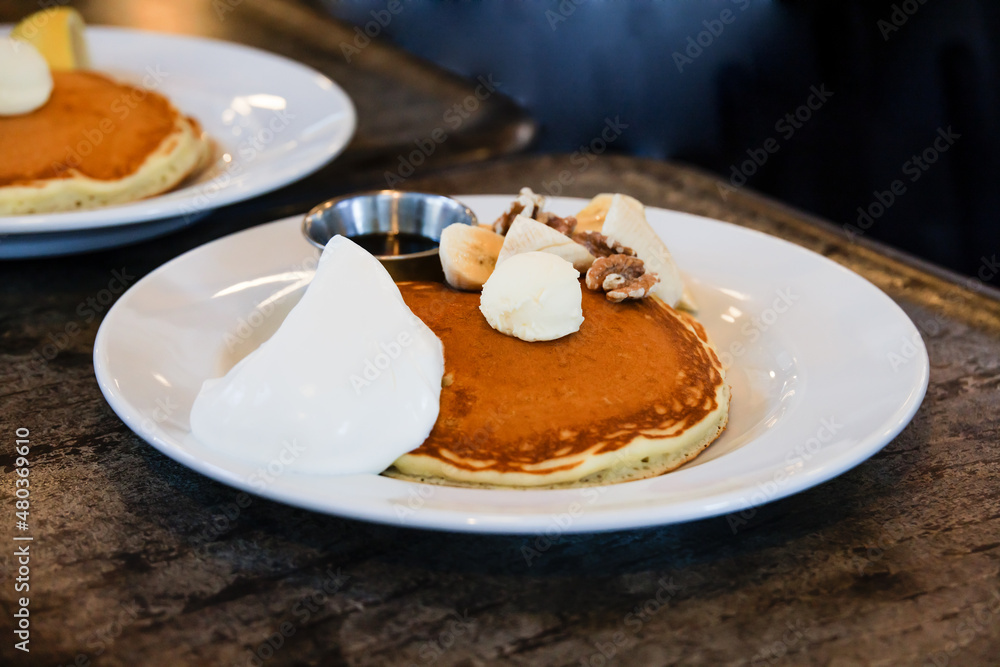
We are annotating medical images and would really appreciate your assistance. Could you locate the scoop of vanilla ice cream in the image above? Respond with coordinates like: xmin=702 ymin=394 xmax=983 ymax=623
xmin=479 ymin=251 xmax=584 ymax=342
xmin=0 ymin=38 xmax=53 ymax=115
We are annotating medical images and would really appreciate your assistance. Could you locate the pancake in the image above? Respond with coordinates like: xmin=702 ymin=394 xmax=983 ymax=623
xmin=0 ymin=70 xmax=211 ymax=214
xmin=387 ymin=282 xmax=730 ymax=488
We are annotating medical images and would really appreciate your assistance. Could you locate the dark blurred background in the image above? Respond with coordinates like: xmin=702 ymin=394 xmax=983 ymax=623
xmin=315 ymin=0 xmax=1000 ymax=279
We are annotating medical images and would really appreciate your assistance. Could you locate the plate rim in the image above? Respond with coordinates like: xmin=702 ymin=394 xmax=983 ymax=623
xmin=93 ymin=198 xmax=930 ymax=534
xmin=0 ymin=25 xmax=357 ymax=234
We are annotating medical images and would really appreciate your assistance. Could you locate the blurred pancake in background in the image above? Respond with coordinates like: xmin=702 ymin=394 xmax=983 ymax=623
xmin=0 ymin=70 xmax=211 ymax=215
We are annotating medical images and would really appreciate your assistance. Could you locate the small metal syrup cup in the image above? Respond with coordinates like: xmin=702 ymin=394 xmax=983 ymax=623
xmin=302 ymin=190 xmax=477 ymax=282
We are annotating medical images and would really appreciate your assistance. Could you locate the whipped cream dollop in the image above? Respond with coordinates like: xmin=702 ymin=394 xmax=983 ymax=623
xmin=479 ymin=251 xmax=584 ymax=342
xmin=190 ymin=236 xmax=445 ymax=476
xmin=0 ymin=38 xmax=53 ymax=116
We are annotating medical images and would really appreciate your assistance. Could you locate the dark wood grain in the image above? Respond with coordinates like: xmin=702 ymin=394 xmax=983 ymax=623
xmin=2 ymin=1 xmax=999 ymax=665
xmin=2 ymin=154 xmax=998 ymax=666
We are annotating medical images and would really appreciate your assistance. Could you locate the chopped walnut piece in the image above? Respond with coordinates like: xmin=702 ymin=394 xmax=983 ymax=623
xmin=573 ymin=231 xmax=635 ymax=258
xmin=493 ymin=187 xmax=546 ymax=235
xmin=493 ymin=201 xmax=525 ymax=235
xmin=537 ymin=212 xmax=578 ymax=235
xmin=585 ymin=255 xmax=659 ymax=302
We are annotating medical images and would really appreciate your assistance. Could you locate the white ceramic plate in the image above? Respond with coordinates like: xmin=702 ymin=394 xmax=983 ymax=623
xmin=93 ymin=196 xmax=929 ymax=534
xmin=0 ymin=26 xmax=356 ymax=258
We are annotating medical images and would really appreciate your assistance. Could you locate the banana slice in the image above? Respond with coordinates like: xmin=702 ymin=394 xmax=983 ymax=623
xmin=497 ymin=215 xmax=595 ymax=273
xmin=678 ymin=280 xmax=699 ymax=313
xmin=11 ymin=8 xmax=91 ymax=71
xmin=439 ymin=223 xmax=504 ymax=291
xmin=601 ymin=194 xmax=684 ymax=307
xmin=574 ymin=193 xmax=615 ymax=233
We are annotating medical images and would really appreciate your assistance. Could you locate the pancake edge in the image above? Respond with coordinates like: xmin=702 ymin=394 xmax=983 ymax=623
xmin=0 ymin=115 xmax=212 ymax=215
xmin=387 ymin=302 xmax=731 ymax=489
xmin=384 ymin=383 xmax=730 ymax=489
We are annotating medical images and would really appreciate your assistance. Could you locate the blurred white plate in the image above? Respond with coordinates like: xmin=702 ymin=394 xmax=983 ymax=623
xmin=0 ymin=26 xmax=355 ymax=258
xmin=94 ymin=196 xmax=928 ymax=534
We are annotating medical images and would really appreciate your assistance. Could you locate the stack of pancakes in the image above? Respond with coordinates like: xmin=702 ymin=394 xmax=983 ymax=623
xmin=0 ymin=70 xmax=211 ymax=214
xmin=388 ymin=282 xmax=730 ymax=488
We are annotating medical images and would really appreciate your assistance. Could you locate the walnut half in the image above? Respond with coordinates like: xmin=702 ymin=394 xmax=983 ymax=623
xmin=573 ymin=231 xmax=635 ymax=258
xmin=585 ymin=255 xmax=659 ymax=302
xmin=536 ymin=211 xmax=578 ymax=235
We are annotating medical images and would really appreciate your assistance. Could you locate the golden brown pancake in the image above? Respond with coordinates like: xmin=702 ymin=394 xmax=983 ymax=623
xmin=0 ymin=70 xmax=211 ymax=214
xmin=387 ymin=282 xmax=730 ymax=488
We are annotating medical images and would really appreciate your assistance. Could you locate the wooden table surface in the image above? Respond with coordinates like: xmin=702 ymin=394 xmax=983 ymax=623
xmin=3 ymin=2 xmax=1000 ymax=666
